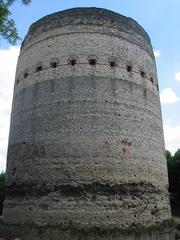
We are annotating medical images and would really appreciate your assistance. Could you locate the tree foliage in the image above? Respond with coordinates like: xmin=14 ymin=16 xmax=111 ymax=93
xmin=166 ymin=149 xmax=180 ymax=194
xmin=166 ymin=149 xmax=180 ymax=216
xmin=173 ymin=149 xmax=180 ymax=163
xmin=0 ymin=171 xmax=5 ymax=215
xmin=0 ymin=0 xmax=31 ymax=44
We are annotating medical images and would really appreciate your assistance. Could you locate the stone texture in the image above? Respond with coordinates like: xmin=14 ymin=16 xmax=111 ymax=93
xmin=1 ymin=7 xmax=174 ymax=239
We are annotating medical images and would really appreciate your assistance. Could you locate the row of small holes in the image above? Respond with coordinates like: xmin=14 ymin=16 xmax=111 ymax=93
xmin=22 ymin=59 xmax=99 ymax=79
xmin=19 ymin=58 xmax=155 ymax=86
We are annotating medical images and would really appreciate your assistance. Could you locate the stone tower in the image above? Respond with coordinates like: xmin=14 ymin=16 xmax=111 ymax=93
xmin=1 ymin=7 xmax=174 ymax=240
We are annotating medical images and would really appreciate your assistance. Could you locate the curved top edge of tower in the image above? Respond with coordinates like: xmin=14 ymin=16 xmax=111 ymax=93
xmin=22 ymin=7 xmax=152 ymax=48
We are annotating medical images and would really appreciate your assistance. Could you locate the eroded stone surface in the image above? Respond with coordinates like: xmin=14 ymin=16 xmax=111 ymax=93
xmin=2 ymin=7 xmax=173 ymax=239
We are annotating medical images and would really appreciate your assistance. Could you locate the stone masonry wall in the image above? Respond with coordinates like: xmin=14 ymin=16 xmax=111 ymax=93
xmin=2 ymin=7 xmax=173 ymax=239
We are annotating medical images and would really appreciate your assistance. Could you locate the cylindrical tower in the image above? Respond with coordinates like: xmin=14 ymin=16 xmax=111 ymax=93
xmin=2 ymin=7 xmax=174 ymax=239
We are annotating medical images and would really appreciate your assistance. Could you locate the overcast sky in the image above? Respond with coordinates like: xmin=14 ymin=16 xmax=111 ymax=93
xmin=0 ymin=0 xmax=180 ymax=171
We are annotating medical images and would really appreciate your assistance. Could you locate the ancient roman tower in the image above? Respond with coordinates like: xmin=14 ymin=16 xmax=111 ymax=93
xmin=1 ymin=7 xmax=174 ymax=240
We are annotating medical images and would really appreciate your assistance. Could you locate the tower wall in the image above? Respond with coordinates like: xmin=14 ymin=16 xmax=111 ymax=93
xmin=2 ymin=8 xmax=174 ymax=239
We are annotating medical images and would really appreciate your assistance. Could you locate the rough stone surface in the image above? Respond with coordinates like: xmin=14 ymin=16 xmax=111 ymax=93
xmin=1 ymin=7 xmax=174 ymax=239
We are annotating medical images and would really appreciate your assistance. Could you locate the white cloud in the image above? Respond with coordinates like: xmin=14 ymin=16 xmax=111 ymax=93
xmin=175 ymin=72 xmax=180 ymax=82
xmin=164 ymin=124 xmax=180 ymax=154
xmin=153 ymin=50 xmax=161 ymax=58
xmin=0 ymin=46 xmax=20 ymax=171
xmin=160 ymin=88 xmax=179 ymax=105
xmin=0 ymin=154 xmax=6 ymax=173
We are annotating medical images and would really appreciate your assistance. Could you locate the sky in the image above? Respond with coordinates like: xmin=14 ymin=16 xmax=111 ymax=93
xmin=0 ymin=0 xmax=180 ymax=171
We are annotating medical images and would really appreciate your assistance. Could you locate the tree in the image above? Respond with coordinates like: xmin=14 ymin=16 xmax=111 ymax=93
xmin=166 ymin=149 xmax=180 ymax=193
xmin=0 ymin=171 xmax=5 ymax=215
xmin=173 ymin=149 xmax=180 ymax=162
xmin=0 ymin=0 xmax=31 ymax=44
xmin=166 ymin=149 xmax=180 ymax=216
xmin=166 ymin=150 xmax=177 ymax=193
xmin=172 ymin=149 xmax=180 ymax=195
xmin=166 ymin=150 xmax=172 ymax=163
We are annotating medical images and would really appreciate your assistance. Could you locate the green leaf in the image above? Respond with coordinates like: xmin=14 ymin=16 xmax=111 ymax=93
xmin=0 ymin=0 xmax=31 ymax=44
